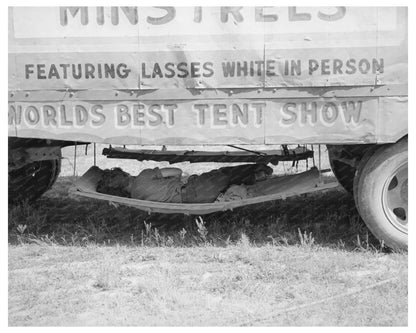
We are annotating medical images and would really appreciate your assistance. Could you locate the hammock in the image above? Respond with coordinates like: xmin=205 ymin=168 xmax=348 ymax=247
xmin=71 ymin=166 xmax=339 ymax=215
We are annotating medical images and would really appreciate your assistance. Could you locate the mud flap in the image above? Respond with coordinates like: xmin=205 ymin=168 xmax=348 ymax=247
xmin=71 ymin=166 xmax=339 ymax=215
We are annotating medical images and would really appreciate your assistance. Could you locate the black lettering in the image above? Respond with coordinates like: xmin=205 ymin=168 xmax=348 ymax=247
xmin=237 ymin=62 xmax=248 ymax=77
xmin=358 ymin=59 xmax=370 ymax=74
xmin=194 ymin=7 xmax=202 ymax=23
xmin=345 ymin=59 xmax=356 ymax=74
xmin=60 ymin=64 xmax=70 ymax=79
xmin=72 ymin=64 xmax=82 ymax=79
xmin=222 ymin=62 xmax=236 ymax=77
xmin=221 ymin=7 xmax=243 ymax=23
xmin=333 ymin=59 xmax=343 ymax=74
xmin=250 ymin=61 xmax=255 ymax=76
xmin=341 ymin=101 xmax=362 ymax=123
xmin=301 ymin=102 xmax=317 ymax=124
xmin=96 ymin=7 xmax=105 ymax=25
xmin=291 ymin=60 xmax=301 ymax=76
xmin=97 ymin=63 xmax=103 ymax=78
xmin=9 ymin=105 xmax=22 ymax=125
xmin=48 ymin=64 xmax=60 ymax=79
xmin=147 ymin=7 xmax=176 ymax=25
xmin=60 ymin=7 xmax=88 ymax=26
xmin=321 ymin=59 xmax=331 ymax=75
xmin=284 ymin=60 xmax=289 ymax=76
xmin=148 ymin=105 xmax=163 ymax=126
xmin=254 ymin=60 xmax=264 ymax=76
xmin=194 ymin=104 xmax=208 ymax=125
xmin=99 ymin=7 xmax=138 ymax=25
xmin=117 ymin=104 xmax=131 ymax=126
xmin=232 ymin=104 xmax=248 ymax=125
xmin=318 ymin=7 xmax=346 ymax=21
xmin=8 ymin=105 xmax=16 ymax=125
xmin=120 ymin=7 xmax=138 ymax=25
xmin=190 ymin=62 xmax=201 ymax=78
xmin=164 ymin=63 xmax=176 ymax=78
xmin=252 ymin=103 xmax=266 ymax=125
xmin=152 ymin=63 xmax=163 ymax=78
xmin=373 ymin=58 xmax=384 ymax=74
xmin=75 ymin=105 xmax=88 ymax=125
xmin=104 ymin=64 xmax=115 ymax=78
xmin=85 ymin=63 xmax=95 ymax=79
xmin=309 ymin=59 xmax=319 ymax=75
xmin=25 ymin=106 xmax=40 ymax=125
xmin=59 ymin=105 xmax=73 ymax=126
xmin=213 ymin=104 xmax=228 ymax=126
xmin=141 ymin=63 xmax=151 ymax=79
xmin=255 ymin=7 xmax=278 ymax=22
xmin=177 ymin=62 xmax=189 ymax=78
xmin=37 ymin=64 xmax=47 ymax=79
xmin=111 ymin=7 xmax=119 ymax=25
xmin=288 ymin=7 xmax=311 ymax=21
xmin=202 ymin=62 xmax=214 ymax=77
xmin=322 ymin=103 xmax=338 ymax=123
xmin=281 ymin=103 xmax=297 ymax=125
xmin=91 ymin=105 xmax=105 ymax=126
xmin=43 ymin=105 xmax=57 ymax=126
xmin=25 ymin=64 xmax=34 ymax=79
xmin=266 ymin=60 xmax=276 ymax=76
xmin=164 ymin=104 xmax=177 ymax=126
xmin=116 ymin=63 xmax=130 ymax=78
xmin=132 ymin=104 xmax=145 ymax=126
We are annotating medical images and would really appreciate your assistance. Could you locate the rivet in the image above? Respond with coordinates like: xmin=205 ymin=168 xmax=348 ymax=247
xmin=229 ymin=90 xmax=233 ymax=95
xmin=69 ymin=92 xmax=74 ymax=97
xmin=25 ymin=92 xmax=30 ymax=97
xmin=115 ymin=92 xmax=119 ymax=96
xmin=10 ymin=92 xmax=14 ymax=97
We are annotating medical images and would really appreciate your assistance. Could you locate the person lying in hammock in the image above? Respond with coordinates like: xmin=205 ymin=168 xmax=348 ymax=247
xmin=95 ymin=164 xmax=273 ymax=203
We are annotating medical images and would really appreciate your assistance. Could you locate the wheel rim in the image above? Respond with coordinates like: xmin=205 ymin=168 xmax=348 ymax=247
xmin=382 ymin=162 xmax=408 ymax=233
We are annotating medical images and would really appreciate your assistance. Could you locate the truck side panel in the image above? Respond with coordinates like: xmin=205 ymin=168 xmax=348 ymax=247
xmin=8 ymin=7 xmax=408 ymax=145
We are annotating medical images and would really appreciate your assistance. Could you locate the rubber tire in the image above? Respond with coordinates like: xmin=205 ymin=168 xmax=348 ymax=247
xmin=354 ymin=138 xmax=408 ymax=250
xmin=327 ymin=147 xmax=356 ymax=194
xmin=8 ymin=159 xmax=61 ymax=205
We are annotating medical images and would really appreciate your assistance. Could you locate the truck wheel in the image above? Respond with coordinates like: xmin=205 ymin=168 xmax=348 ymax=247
xmin=354 ymin=138 xmax=408 ymax=250
xmin=8 ymin=159 xmax=61 ymax=204
xmin=327 ymin=147 xmax=356 ymax=194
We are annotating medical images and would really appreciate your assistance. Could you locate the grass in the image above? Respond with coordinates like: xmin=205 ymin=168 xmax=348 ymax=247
xmin=8 ymin=145 xmax=408 ymax=326
xmin=9 ymin=178 xmax=380 ymax=249
xmin=9 ymin=242 xmax=407 ymax=326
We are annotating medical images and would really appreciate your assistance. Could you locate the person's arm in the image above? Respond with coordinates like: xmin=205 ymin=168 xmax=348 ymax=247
xmin=139 ymin=167 xmax=181 ymax=179
xmin=159 ymin=167 xmax=182 ymax=179
xmin=219 ymin=164 xmax=273 ymax=185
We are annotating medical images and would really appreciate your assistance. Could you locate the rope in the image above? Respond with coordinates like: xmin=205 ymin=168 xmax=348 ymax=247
xmin=73 ymin=142 xmax=77 ymax=178
xmin=318 ymin=144 xmax=322 ymax=183
xmin=239 ymin=276 xmax=400 ymax=326
xmin=94 ymin=143 xmax=97 ymax=166
xmin=228 ymin=144 xmax=267 ymax=156
xmin=312 ymin=145 xmax=316 ymax=168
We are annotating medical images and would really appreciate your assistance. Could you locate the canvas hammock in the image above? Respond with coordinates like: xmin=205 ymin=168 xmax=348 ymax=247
xmin=71 ymin=166 xmax=338 ymax=215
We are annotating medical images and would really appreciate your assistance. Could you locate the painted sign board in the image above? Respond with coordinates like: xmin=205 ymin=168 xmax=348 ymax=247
xmin=8 ymin=7 xmax=408 ymax=144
